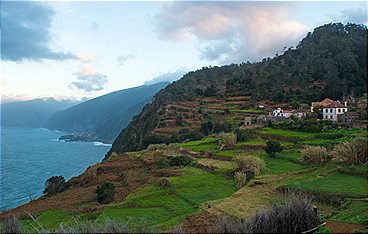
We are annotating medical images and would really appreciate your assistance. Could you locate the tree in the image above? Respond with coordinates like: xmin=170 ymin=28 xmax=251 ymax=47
xmin=201 ymin=119 xmax=214 ymax=135
xmin=265 ymin=140 xmax=283 ymax=157
xmin=43 ymin=176 xmax=67 ymax=196
xmin=175 ymin=115 xmax=183 ymax=126
xmin=95 ymin=182 xmax=116 ymax=204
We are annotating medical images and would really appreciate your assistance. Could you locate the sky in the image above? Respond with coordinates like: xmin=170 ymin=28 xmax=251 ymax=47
xmin=1 ymin=1 xmax=367 ymax=102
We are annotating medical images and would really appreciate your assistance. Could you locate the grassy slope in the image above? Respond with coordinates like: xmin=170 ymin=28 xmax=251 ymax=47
xmin=284 ymin=172 xmax=368 ymax=197
xmin=7 ymin=127 xmax=367 ymax=232
xmin=96 ymin=167 xmax=236 ymax=230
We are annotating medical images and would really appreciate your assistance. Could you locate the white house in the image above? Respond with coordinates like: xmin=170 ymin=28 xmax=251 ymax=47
xmin=272 ymin=108 xmax=293 ymax=118
xmin=322 ymin=101 xmax=348 ymax=122
xmin=272 ymin=108 xmax=284 ymax=117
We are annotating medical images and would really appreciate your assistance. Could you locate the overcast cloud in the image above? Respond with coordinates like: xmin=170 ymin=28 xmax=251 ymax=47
xmin=1 ymin=1 xmax=76 ymax=61
xmin=155 ymin=2 xmax=308 ymax=63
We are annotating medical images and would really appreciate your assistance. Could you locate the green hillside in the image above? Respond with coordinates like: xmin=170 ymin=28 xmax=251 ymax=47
xmin=109 ymin=23 xmax=367 ymax=155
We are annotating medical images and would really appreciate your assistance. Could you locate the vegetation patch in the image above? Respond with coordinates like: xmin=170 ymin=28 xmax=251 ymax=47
xmin=282 ymin=173 xmax=368 ymax=198
xmin=177 ymin=138 xmax=218 ymax=151
xmin=96 ymin=167 xmax=236 ymax=230
xmin=260 ymin=154 xmax=308 ymax=175
xmin=213 ymin=150 xmax=239 ymax=157
xmin=197 ymin=158 xmax=237 ymax=174
xmin=330 ymin=200 xmax=368 ymax=225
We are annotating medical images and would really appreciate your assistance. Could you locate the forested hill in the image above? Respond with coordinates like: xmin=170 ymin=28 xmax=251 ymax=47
xmin=107 ymin=23 xmax=367 ymax=156
xmin=46 ymin=82 xmax=169 ymax=143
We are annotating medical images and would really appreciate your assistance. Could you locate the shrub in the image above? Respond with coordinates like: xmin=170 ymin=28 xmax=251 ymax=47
xmin=265 ymin=140 xmax=283 ymax=157
xmin=95 ymin=182 xmax=116 ymax=204
xmin=147 ymin=143 xmax=167 ymax=151
xmin=301 ymin=146 xmax=328 ymax=166
xmin=155 ymin=156 xmax=170 ymax=168
xmin=208 ymin=217 xmax=250 ymax=234
xmin=43 ymin=175 xmax=68 ymax=196
xmin=249 ymin=195 xmax=321 ymax=233
xmin=175 ymin=116 xmax=183 ymax=126
xmin=56 ymin=218 xmax=157 ymax=233
xmin=218 ymin=132 xmax=237 ymax=150
xmin=234 ymin=129 xmax=256 ymax=142
xmin=331 ymin=138 xmax=368 ymax=165
xmin=201 ymin=120 xmax=214 ymax=135
xmin=210 ymin=195 xmax=321 ymax=233
xmin=234 ymin=171 xmax=248 ymax=189
xmin=235 ymin=156 xmax=266 ymax=178
xmin=159 ymin=178 xmax=170 ymax=187
xmin=1 ymin=216 xmax=22 ymax=234
xmin=168 ymin=155 xmax=194 ymax=167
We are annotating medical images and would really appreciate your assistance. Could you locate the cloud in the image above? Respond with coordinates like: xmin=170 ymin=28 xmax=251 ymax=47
xmin=76 ymin=54 xmax=97 ymax=63
xmin=144 ymin=69 xmax=187 ymax=85
xmin=69 ymin=66 xmax=108 ymax=92
xmin=1 ymin=1 xmax=75 ymax=62
xmin=331 ymin=8 xmax=368 ymax=24
xmin=117 ymin=54 xmax=135 ymax=65
xmin=154 ymin=2 xmax=307 ymax=63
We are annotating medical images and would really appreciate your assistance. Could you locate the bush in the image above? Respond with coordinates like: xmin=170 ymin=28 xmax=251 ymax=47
xmin=175 ymin=116 xmax=183 ymax=126
xmin=159 ymin=178 xmax=170 ymax=187
xmin=235 ymin=129 xmax=256 ymax=142
xmin=1 ymin=216 xmax=22 ymax=234
xmin=249 ymin=195 xmax=321 ymax=233
xmin=43 ymin=175 xmax=68 ymax=196
xmin=331 ymin=137 xmax=368 ymax=165
xmin=168 ymin=155 xmax=194 ymax=167
xmin=234 ymin=171 xmax=248 ymax=189
xmin=218 ymin=132 xmax=237 ymax=150
xmin=301 ymin=146 xmax=328 ymax=166
xmin=95 ymin=182 xmax=116 ymax=204
xmin=269 ymin=117 xmax=334 ymax=133
xmin=235 ymin=156 xmax=266 ymax=179
xmin=210 ymin=195 xmax=321 ymax=233
xmin=147 ymin=143 xmax=167 ymax=151
xmin=56 ymin=218 xmax=156 ymax=233
xmin=265 ymin=140 xmax=283 ymax=157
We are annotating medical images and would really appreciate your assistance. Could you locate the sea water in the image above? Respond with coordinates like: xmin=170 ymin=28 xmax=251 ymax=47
xmin=0 ymin=127 xmax=110 ymax=211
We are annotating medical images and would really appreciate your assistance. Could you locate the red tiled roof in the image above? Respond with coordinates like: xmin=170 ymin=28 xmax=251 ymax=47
xmin=319 ymin=98 xmax=335 ymax=107
xmin=324 ymin=101 xmax=346 ymax=108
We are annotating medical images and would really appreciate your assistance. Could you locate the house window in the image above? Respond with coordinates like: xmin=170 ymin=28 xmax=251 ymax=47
xmin=338 ymin=109 xmax=341 ymax=113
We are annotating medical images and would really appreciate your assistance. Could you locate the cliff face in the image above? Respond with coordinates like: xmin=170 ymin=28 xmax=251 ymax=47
xmin=46 ymin=82 xmax=169 ymax=143
xmin=107 ymin=23 xmax=367 ymax=157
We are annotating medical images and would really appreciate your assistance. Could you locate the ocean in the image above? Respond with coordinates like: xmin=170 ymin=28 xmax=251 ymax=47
xmin=0 ymin=127 xmax=110 ymax=211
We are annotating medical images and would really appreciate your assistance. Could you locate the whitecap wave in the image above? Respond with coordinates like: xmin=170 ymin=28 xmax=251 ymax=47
xmin=93 ymin=141 xmax=112 ymax=147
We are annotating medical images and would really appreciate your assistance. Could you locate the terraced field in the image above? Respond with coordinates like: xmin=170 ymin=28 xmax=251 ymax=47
xmin=2 ymin=127 xmax=367 ymax=233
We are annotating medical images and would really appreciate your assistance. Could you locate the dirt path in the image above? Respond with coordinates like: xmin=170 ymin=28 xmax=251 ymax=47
xmin=326 ymin=220 xmax=365 ymax=233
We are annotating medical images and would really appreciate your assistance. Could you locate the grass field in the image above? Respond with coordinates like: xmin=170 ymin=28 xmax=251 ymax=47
xmin=260 ymin=154 xmax=308 ymax=175
xmin=197 ymin=158 xmax=238 ymax=173
xmin=21 ymin=209 xmax=72 ymax=232
xmin=235 ymin=138 xmax=294 ymax=147
xmin=277 ymin=150 xmax=302 ymax=162
xmin=235 ymin=139 xmax=266 ymax=146
xmin=260 ymin=128 xmax=315 ymax=140
xmin=230 ymin=108 xmax=264 ymax=114
xmin=177 ymin=137 xmax=218 ymax=151
xmin=330 ymin=200 xmax=368 ymax=225
xmin=283 ymin=173 xmax=368 ymax=197
xmin=96 ymin=167 xmax=236 ymax=230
